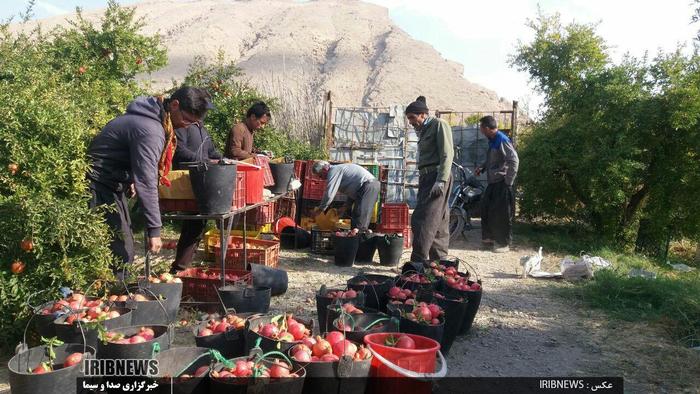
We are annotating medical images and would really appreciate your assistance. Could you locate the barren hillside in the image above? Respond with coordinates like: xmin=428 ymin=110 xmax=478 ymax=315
xmin=14 ymin=0 xmax=512 ymax=111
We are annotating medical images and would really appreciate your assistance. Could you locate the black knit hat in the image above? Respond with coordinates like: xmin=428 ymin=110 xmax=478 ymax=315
xmin=405 ymin=96 xmax=429 ymax=115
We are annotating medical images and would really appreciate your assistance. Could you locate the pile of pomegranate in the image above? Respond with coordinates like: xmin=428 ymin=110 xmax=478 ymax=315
xmin=290 ymin=331 xmax=371 ymax=362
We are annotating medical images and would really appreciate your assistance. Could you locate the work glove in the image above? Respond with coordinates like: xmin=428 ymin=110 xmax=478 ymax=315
xmin=430 ymin=181 xmax=446 ymax=198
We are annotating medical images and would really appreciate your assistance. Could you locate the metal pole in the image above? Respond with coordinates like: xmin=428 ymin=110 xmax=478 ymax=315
xmin=219 ymin=217 xmax=226 ymax=288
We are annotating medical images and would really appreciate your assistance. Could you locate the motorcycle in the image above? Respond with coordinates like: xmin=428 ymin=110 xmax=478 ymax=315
xmin=449 ymin=161 xmax=484 ymax=241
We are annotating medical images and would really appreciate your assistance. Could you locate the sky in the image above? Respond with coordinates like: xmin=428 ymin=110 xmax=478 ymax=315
xmin=3 ymin=0 xmax=699 ymax=116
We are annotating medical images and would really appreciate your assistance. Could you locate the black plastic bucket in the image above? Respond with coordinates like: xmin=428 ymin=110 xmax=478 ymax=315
xmin=444 ymin=285 xmax=482 ymax=335
xmin=401 ymin=261 xmax=426 ymax=275
xmin=346 ymin=274 xmax=393 ymax=313
xmin=34 ymin=303 xmax=59 ymax=339
xmin=32 ymin=296 xmax=104 ymax=340
xmin=280 ymin=227 xmax=311 ymax=249
xmin=376 ymin=233 xmax=404 ymax=266
xmin=295 ymin=350 xmax=371 ymax=394
xmin=250 ymin=264 xmax=289 ymax=297
xmin=435 ymin=294 xmax=468 ymax=355
xmin=97 ymin=325 xmax=172 ymax=360
xmin=188 ymin=162 xmax=237 ymax=215
xmin=153 ymin=347 xmax=212 ymax=394
xmin=8 ymin=343 xmax=96 ymax=394
xmin=245 ymin=315 xmax=315 ymax=354
xmin=330 ymin=312 xmax=394 ymax=345
xmin=131 ymin=280 xmax=183 ymax=324
xmin=53 ymin=306 xmax=133 ymax=350
xmin=209 ymin=356 xmax=306 ymax=394
xmin=397 ymin=315 xmax=445 ymax=344
xmin=333 ymin=235 xmax=359 ymax=267
xmin=269 ymin=162 xmax=295 ymax=194
xmin=355 ymin=233 xmax=377 ymax=264
xmin=316 ymin=288 xmax=365 ymax=334
xmin=193 ymin=320 xmax=246 ymax=359
xmin=112 ymin=290 xmax=169 ymax=326
xmin=218 ymin=285 xmax=271 ymax=313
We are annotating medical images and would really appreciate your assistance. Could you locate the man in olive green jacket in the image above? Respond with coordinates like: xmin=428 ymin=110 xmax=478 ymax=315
xmin=405 ymin=96 xmax=454 ymax=262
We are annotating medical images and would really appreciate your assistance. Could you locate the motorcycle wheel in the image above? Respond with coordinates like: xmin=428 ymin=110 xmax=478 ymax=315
xmin=449 ymin=207 xmax=466 ymax=242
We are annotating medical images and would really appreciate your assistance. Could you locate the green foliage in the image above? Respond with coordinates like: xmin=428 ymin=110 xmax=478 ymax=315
xmin=511 ymin=12 xmax=700 ymax=251
xmin=557 ymin=261 xmax=700 ymax=347
xmin=0 ymin=1 xmax=166 ymax=349
xmin=180 ymin=51 xmax=326 ymax=160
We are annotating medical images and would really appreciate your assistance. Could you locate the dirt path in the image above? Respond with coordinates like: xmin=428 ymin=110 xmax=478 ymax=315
xmin=2 ymin=221 xmax=699 ymax=393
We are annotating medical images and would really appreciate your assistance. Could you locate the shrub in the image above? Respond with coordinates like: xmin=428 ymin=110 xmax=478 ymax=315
xmin=0 ymin=0 xmax=166 ymax=349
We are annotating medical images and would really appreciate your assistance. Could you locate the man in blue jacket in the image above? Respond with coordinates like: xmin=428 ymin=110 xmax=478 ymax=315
xmin=475 ymin=115 xmax=519 ymax=253
xmin=87 ymin=86 xmax=213 ymax=277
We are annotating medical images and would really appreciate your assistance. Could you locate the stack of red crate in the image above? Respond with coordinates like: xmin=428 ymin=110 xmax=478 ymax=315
xmin=376 ymin=202 xmax=412 ymax=248
xmin=302 ymin=160 xmax=346 ymax=201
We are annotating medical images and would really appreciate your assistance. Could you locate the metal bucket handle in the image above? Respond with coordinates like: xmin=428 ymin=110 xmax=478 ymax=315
xmin=440 ymin=255 xmax=482 ymax=283
xmin=125 ymin=284 xmax=175 ymax=344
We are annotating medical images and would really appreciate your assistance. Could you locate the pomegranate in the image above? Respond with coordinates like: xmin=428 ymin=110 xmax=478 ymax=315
xmin=288 ymin=323 xmax=306 ymax=340
xmin=194 ymin=366 xmax=209 ymax=377
xmin=332 ymin=340 xmax=357 ymax=357
xmin=259 ymin=323 xmax=279 ymax=338
xmin=325 ymin=331 xmax=345 ymax=347
xmin=269 ymin=359 xmax=290 ymax=378
xmin=395 ymin=335 xmax=416 ymax=349
xmin=312 ymin=337 xmax=332 ymax=357
xmin=63 ymin=352 xmax=83 ymax=368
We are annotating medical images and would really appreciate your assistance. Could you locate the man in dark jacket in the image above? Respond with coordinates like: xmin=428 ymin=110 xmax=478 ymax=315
xmin=171 ymin=122 xmax=222 ymax=272
xmin=405 ymin=96 xmax=454 ymax=263
xmin=87 ymin=86 xmax=213 ymax=277
xmin=475 ymin=115 xmax=519 ymax=253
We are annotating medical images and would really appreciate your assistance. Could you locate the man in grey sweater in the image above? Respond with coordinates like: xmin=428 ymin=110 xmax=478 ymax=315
xmin=475 ymin=115 xmax=519 ymax=252
xmin=87 ymin=87 xmax=213 ymax=277
xmin=312 ymin=161 xmax=380 ymax=231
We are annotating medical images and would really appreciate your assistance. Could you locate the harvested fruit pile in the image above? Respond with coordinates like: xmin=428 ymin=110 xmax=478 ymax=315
xmin=212 ymin=358 xmax=300 ymax=379
xmin=252 ymin=315 xmax=311 ymax=342
xmin=290 ymin=331 xmax=371 ymax=362
xmin=104 ymin=327 xmax=157 ymax=344
xmin=196 ymin=314 xmax=246 ymax=336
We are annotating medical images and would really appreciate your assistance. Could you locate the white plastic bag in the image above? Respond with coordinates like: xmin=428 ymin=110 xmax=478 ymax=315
xmin=560 ymin=256 xmax=593 ymax=280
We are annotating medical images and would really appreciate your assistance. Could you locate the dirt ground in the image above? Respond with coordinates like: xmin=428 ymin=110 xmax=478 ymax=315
xmin=2 ymin=220 xmax=699 ymax=393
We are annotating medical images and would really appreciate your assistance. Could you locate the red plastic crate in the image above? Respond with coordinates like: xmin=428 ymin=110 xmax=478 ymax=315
xmin=253 ymin=155 xmax=275 ymax=187
xmin=233 ymin=171 xmax=246 ymax=210
xmin=244 ymin=168 xmax=265 ymax=204
xmin=303 ymin=177 xmax=326 ymax=200
xmin=277 ymin=196 xmax=297 ymax=220
xmin=293 ymin=160 xmax=306 ymax=179
xmin=212 ymin=237 xmax=280 ymax=270
xmin=246 ymin=201 xmax=277 ymax=224
xmin=176 ymin=267 xmax=252 ymax=303
xmin=380 ymin=203 xmax=410 ymax=228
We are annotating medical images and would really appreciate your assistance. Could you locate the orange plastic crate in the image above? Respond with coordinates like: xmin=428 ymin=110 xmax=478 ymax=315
xmin=212 ymin=237 xmax=280 ymax=270
xmin=176 ymin=267 xmax=252 ymax=303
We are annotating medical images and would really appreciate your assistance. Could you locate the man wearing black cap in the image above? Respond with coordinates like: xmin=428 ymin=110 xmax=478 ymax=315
xmin=405 ymin=96 xmax=454 ymax=262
